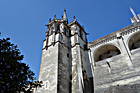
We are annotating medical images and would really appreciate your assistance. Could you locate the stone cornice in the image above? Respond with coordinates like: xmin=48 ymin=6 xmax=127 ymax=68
xmin=71 ymin=33 xmax=87 ymax=43
xmin=68 ymin=20 xmax=88 ymax=35
xmin=42 ymin=41 xmax=70 ymax=50
xmin=89 ymin=23 xmax=140 ymax=48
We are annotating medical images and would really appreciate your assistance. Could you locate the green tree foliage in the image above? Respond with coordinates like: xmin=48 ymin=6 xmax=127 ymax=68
xmin=0 ymin=38 xmax=42 ymax=93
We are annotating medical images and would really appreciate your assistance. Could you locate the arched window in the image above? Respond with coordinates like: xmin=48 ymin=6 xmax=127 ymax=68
xmin=128 ymin=32 xmax=140 ymax=51
xmin=94 ymin=44 xmax=121 ymax=62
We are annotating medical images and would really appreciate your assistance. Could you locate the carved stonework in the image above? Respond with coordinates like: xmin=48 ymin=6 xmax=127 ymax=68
xmin=36 ymin=9 xmax=140 ymax=93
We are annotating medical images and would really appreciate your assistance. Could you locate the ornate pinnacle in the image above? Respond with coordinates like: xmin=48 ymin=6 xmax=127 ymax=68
xmin=73 ymin=16 xmax=77 ymax=21
xmin=63 ymin=9 xmax=68 ymax=21
xmin=54 ymin=15 xmax=57 ymax=20
xmin=49 ymin=18 xmax=51 ymax=22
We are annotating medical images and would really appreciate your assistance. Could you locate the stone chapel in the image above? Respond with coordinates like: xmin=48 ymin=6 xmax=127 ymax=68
xmin=35 ymin=8 xmax=140 ymax=93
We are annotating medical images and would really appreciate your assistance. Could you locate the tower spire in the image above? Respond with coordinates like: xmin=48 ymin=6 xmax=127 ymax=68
xmin=63 ymin=9 xmax=68 ymax=22
xmin=54 ymin=15 xmax=57 ymax=20
xmin=49 ymin=18 xmax=51 ymax=22
xmin=73 ymin=16 xmax=77 ymax=22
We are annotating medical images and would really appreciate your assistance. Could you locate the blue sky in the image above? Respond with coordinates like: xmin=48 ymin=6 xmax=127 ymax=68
xmin=0 ymin=0 xmax=140 ymax=79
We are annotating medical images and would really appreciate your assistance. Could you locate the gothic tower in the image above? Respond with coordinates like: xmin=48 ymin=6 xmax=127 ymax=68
xmin=69 ymin=17 xmax=93 ymax=93
xmin=35 ymin=10 xmax=94 ymax=93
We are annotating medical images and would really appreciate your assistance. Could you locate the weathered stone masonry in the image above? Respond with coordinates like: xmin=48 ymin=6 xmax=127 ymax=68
xmin=89 ymin=9 xmax=140 ymax=93
xmin=35 ymin=9 xmax=140 ymax=93
xmin=35 ymin=10 xmax=93 ymax=93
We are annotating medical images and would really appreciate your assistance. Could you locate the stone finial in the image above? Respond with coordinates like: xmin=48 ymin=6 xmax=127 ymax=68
xmin=54 ymin=15 xmax=57 ymax=20
xmin=49 ymin=18 xmax=51 ymax=22
xmin=63 ymin=9 xmax=68 ymax=22
xmin=73 ymin=16 xmax=77 ymax=22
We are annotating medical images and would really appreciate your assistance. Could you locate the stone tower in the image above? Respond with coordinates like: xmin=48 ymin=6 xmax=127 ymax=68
xmin=69 ymin=16 xmax=93 ymax=93
xmin=35 ymin=10 xmax=94 ymax=93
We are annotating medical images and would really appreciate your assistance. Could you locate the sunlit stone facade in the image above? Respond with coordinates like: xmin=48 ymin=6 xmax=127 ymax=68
xmin=35 ymin=9 xmax=140 ymax=93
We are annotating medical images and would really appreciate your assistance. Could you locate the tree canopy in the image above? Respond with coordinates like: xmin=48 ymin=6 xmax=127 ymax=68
xmin=0 ymin=37 xmax=42 ymax=93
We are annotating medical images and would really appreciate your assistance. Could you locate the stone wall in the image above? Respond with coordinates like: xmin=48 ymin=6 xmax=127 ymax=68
xmin=90 ymin=23 xmax=140 ymax=93
xmin=36 ymin=43 xmax=59 ymax=93
xmin=94 ymin=52 xmax=140 ymax=93
xmin=57 ymin=43 xmax=71 ymax=93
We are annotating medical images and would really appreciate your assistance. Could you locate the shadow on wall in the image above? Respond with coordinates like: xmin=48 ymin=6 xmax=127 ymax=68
xmin=94 ymin=44 xmax=121 ymax=62
xmin=104 ymin=84 xmax=140 ymax=93
xmin=128 ymin=31 xmax=140 ymax=51
xmin=94 ymin=30 xmax=140 ymax=62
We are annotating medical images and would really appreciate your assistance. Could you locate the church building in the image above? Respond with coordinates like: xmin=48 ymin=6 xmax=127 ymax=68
xmin=35 ymin=8 xmax=140 ymax=93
